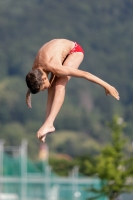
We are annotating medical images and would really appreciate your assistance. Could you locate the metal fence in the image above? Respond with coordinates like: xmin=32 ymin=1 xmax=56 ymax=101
xmin=0 ymin=140 xmax=108 ymax=200
xmin=0 ymin=140 xmax=132 ymax=200
xmin=1 ymin=175 xmax=107 ymax=200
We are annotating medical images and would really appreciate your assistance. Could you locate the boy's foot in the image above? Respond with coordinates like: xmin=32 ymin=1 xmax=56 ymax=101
xmin=37 ymin=125 xmax=55 ymax=142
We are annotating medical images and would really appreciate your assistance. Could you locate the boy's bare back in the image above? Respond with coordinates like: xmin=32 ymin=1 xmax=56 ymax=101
xmin=32 ymin=39 xmax=74 ymax=71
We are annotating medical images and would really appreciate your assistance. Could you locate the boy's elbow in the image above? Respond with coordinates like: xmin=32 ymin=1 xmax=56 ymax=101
xmin=51 ymin=66 xmax=68 ymax=76
xmin=51 ymin=68 xmax=61 ymax=76
xmin=49 ymin=66 xmax=59 ymax=76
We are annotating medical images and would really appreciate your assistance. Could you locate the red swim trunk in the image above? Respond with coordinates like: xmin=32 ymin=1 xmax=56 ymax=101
xmin=69 ymin=42 xmax=84 ymax=54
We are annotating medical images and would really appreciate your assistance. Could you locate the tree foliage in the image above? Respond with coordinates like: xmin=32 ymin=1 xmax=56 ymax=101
xmin=86 ymin=116 xmax=133 ymax=200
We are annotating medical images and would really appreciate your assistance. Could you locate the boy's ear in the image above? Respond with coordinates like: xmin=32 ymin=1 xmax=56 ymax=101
xmin=41 ymin=74 xmax=47 ymax=80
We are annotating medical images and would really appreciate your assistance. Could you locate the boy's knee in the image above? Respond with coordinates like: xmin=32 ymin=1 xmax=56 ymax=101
xmin=55 ymin=77 xmax=69 ymax=88
xmin=55 ymin=83 xmax=66 ymax=91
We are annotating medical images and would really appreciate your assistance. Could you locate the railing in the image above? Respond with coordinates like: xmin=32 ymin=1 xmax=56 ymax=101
xmin=0 ymin=140 xmax=107 ymax=200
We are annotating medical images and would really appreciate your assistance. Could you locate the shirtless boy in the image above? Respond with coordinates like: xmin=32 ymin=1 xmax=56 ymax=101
xmin=25 ymin=39 xmax=120 ymax=142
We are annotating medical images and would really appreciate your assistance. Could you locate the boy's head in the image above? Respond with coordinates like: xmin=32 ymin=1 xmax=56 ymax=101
xmin=25 ymin=68 xmax=50 ymax=94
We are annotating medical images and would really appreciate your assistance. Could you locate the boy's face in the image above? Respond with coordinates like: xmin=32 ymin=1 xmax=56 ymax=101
xmin=39 ymin=69 xmax=50 ymax=91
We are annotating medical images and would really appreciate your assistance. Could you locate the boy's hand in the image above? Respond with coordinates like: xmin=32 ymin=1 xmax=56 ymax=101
xmin=105 ymin=86 xmax=120 ymax=100
xmin=26 ymin=89 xmax=32 ymax=108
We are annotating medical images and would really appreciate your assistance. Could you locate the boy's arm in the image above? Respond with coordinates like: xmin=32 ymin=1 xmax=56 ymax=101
xmin=49 ymin=65 xmax=120 ymax=100
xmin=49 ymin=72 xmax=56 ymax=87
xmin=26 ymin=89 xmax=32 ymax=108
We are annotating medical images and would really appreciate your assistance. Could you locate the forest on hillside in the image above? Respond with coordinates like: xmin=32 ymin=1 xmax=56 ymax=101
xmin=0 ymin=0 xmax=133 ymax=158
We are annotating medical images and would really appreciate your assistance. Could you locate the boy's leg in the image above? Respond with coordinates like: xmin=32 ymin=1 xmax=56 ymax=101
xmin=45 ymin=77 xmax=56 ymax=120
xmin=37 ymin=52 xmax=84 ymax=142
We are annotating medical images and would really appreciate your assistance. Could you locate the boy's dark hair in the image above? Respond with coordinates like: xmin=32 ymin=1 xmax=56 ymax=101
xmin=25 ymin=69 xmax=43 ymax=94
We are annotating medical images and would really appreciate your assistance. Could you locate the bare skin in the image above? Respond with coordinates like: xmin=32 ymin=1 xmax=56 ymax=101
xmin=26 ymin=39 xmax=120 ymax=142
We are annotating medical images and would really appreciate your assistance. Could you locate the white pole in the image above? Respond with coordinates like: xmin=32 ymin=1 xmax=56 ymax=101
xmin=72 ymin=166 xmax=81 ymax=200
xmin=0 ymin=140 xmax=4 ymax=200
xmin=20 ymin=140 xmax=28 ymax=200
xmin=45 ymin=165 xmax=51 ymax=200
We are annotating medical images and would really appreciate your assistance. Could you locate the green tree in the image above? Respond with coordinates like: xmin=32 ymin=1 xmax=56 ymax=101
xmin=49 ymin=156 xmax=76 ymax=176
xmin=87 ymin=116 xmax=133 ymax=200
